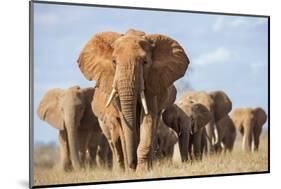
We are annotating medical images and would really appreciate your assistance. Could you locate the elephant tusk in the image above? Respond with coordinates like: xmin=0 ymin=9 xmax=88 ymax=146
xmin=140 ymin=91 xmax=148 ymax=115
xmin=106 ymin=88 xmax=117 ymax=107
xmin=213 ymin=126 xmax=219 ymax=144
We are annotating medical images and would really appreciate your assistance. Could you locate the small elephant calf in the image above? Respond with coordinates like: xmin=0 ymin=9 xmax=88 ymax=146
xmin=154 ymin=118 xmax=178 ymax=160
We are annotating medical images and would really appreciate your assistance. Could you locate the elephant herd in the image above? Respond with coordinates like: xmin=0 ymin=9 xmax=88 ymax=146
xmin=37 ymin=29 xmax=267 ymax=172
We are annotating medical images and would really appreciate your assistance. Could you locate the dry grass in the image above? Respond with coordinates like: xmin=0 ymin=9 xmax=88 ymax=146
xmin=33 ymin=132 xmax=268 ymax=186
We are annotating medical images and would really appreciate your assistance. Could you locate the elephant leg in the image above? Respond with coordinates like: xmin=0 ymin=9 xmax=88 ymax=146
xmin=58 ymin=130 xmax=72 ymax=171
xmin=188 ymin=134 xmax=193 ymax=161
xmin=228 ymin=140 xmax=235 ymax=152
xmin=225 ymin=135 xmax=235 ymax=152
xmin=242 ymin=121 xmax=254 ymax=152
xmin=102 ymin=141 xmax=113 ymax=169
xmin=88 ymin=143 xmax=98 ymax=168
xmin=107 ymin=148 xmax=113 ymax=169
xmin=96 ymin=145 xmax=104 ymax=167
xmin=114 ymin=137 xmax=125 ymax=170
xmin=193 ymin=129 xmax=203 ymax=160
xmin=110 ymin=124 xmax=125 ymax=170
xmin=137 ymin=114 xmax=155 ymax=171
xmin=253 ymin=126 xmax=261 ymax=151
xmin=137 ymin=97 xmax=158 ymax=171
xmin=86 ymin=133 xmax=99 ymax=168
xmin=96 ymin=135 xmax=111 ymax=168
xmin=97 ymin=119 xmax=124 ymax=170
xmin=102 ymin=135 xmax=124 ymax=170
xmin=201 ymin=134 xmax=208 ymax=155
xmin=78 ymin=130 xmax=91 ymax=168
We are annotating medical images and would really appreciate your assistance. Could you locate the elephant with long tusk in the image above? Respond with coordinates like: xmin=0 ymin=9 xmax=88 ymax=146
xmin=77 ymin=29 xmax=189 ymax=171
xmin=179 ymin=90 xmax=232 ymax=156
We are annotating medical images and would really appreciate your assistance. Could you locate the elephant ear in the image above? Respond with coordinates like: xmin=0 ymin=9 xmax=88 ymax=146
xmin=166 ymin=127 xmax=178 ymax=146
xmin=192 ymin=103 xmax=211 ymax=133
xmin=209 ymin=91 xmax=232 ymax=122
xmin=77 ymin=32 xmax=122 ymax=94
xmin=254 ymin=107 xmax=267 ymax=127
xmin=80 ymin=87 xmax=97 ymax=123
xmin=145 ymin=34 xmax=189 ymax=95
xmin=37 ymin=89 xmax=64 ymax=130
xmin=158 ymin=85 xmax=177 ymax=111
xmin=162 ymin=104 xmax=178 ymax=130
xmin=80 ymin=87 xmax=95 ymax=104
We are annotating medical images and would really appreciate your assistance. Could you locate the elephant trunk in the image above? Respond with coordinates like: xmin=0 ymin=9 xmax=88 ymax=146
xmin=117 ymin=78 xmax=137 ymax=170
xmin=205 ymin=120 xmax=215 ymax=154
xmin=65 ymin=119 xmax=81 ymax=170
xmin=178 ymin=125 xmax=189 ymax=162
xmin=242 ymin=131 xmax=253 ymax=152
xmin=253 ymin=133 xmax=260 ymax=151
xmin=242 ymin=120 xmax=254 ymax=152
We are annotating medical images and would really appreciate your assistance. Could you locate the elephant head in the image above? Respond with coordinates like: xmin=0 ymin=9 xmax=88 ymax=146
xmin=77 ymin=29 xmax=189 ymax=169
xmin=208 ymin=91 xmax=232 ymax=122
xmin=188 ymin=102 xmax=212 ymax=134
xmin=37 ymin=86 xmax=95 ymax=170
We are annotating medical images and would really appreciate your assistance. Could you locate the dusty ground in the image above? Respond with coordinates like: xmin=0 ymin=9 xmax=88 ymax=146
xmin=32 ymin=132 xmax=268 ymax=186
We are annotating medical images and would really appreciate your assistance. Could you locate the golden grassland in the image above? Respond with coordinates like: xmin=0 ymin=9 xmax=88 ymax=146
xmin=33 ymin=132 xmax=268 ymax=186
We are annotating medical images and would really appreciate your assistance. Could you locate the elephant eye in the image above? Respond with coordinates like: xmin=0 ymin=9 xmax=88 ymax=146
xmin=143 ymin=60 xmax=148 ymax=65
xmin=112 ymin=59 xmax=116 ymax=65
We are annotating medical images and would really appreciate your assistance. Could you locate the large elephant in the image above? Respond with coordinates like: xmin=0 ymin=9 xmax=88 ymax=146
xmin=162 ymin=100 xmax=211 ymax=161
xmin=77 ymin=29 xmax=189 ymax=171
xmin=214 ymin=114 xmax=237 ymax=153
xmin=230 ymin=107 xmax=267 ymax=151
xmin=37 ymin=86 xmax=102 ymax=171
xmin=180 ymin=91 xmax=232 ymax=154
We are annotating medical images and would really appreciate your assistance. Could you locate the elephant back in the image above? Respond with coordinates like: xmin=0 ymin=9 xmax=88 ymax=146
xmin=158 ymin=85 xmax=177 ymax=111
xmin=179 ymin=91 xmax=214 ymax=113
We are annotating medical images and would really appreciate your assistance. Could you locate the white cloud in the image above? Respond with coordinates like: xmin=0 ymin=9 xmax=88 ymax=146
xmin=212 ymin=17 xmax=265 ymax=32
xmin=193 ymin=47 xmax=231 ymax=66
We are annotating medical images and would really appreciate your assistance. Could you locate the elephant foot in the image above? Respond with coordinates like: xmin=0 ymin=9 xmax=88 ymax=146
xmin=62 ymin=162 xmax=73 ymax=172
xmin=112 ymin=162 xmax=125 ymax=172
xmin=193 ymin=153 xmax=202 ymax=161
xmin=136 ymin=160 xmax=152 ymax=172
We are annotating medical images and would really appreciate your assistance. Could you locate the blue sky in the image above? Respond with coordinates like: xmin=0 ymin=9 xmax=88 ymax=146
xmin=33 ymin=3 xmax=268 ymax=143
